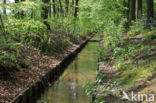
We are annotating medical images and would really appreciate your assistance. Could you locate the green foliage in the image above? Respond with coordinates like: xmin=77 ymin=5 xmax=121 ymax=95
xmin=48 ymin=17 xmax=78 ymax=35
xmin=79 ymin=0 xmax=126 ymax=60
xmin=82 ymin=0 xmax=156 ymax=102
xmin=0 ymin=37 xmax=27 ymax=77
xmin=128 ymin=17 xmax=149 ymax=36
xmin=112 ymin=44 xmax=143 ymax=64
xmin=0 ymin=1 xmax=43 ymax=19
xmin=43 ymin=34 xmax=72 ymax=54
xmin=85 ymin=73 xmax=121 ymax=103
xmin=128 ymin=16 xmax=156 ymax=36
xmin=48 ymin=16 xmax=90 ymax=38
xmin=103 ymin=20 xmax=125 ymax=50
xmin=98 ymin=48 xmax=106 ymax=60
xmin=114 ymin=62 xmax=133 ymax=71
xmin=143 ymin=33 xmax=156 ymax=40
xmin=0 ymin=0 xmax=82 ymax=77
xmin=3 ymin=18 xmax=56 ymax=54
xmin=5 ymin=18 xmax=47 ymax=39
xmin=79 ymin=0 xmax=125 ymax=31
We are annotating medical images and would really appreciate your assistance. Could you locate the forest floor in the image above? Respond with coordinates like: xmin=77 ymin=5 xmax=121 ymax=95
xmin=0 ymin=33 xmax=92 ymax=103
xmin=96 ymin=31 xmax=156 ymax=103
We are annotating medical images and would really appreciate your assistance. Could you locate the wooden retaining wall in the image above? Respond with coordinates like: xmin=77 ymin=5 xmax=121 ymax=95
xmin=11 ymin=35 xmax=94 ymax=103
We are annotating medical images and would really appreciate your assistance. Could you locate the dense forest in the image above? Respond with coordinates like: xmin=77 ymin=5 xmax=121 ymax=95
xmin=0 ymin=0 xmax=156 ymax=103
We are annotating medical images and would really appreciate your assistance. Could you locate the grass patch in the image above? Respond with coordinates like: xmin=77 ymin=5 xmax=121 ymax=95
xmin=113 ymin=33 xmax=156 ymax=92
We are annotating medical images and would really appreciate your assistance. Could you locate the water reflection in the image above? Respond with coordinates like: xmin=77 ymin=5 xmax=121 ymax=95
xmin=36 ymin=42 xmax=98 ymax=103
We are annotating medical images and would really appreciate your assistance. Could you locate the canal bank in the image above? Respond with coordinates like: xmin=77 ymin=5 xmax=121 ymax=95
xmin=36 ymin=42 xmax=99 ymax=103
xmin=11 ymin=34 xmax=96 ymax=103
xmin=90 ymin=32 xmax=156 ymax=103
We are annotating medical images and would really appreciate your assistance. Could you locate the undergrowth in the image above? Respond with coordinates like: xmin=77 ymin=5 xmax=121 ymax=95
xmin=0 ymin=1 xmax=92 ymax=78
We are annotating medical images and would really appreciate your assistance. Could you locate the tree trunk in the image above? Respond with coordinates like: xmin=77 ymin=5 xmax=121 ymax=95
xmin=138 ymin=0 xmax=142 ymax=15
xmin=49 ymin=4 xmax=52 ymax=17
xmin=129 ymin=0 xmax=136 ymax=24
xmin=72 ymin=0 xmax=74 ymax=7
xmin=52 ymin=0 xmax=56 ymax=16
xmin=59 ymin=0 xmax=64 ymax=16
xmin=42 ymin=0 xmax=50 ymax=29
xmin=136 ymin=0 xmax=142 ymax=19
xmin=15 ymin=0 xmax=19 ymax=3
xmin=123 ymin=0 xmax=130 ymax=28
xmin=65 ymin=0 xmax=69 ymax=15
xmin=42 ymin=0 xmax=50 ymax=19
xmin=0 ymin=14 xmax=6 ymax=37
xmin=72 ymin=0 xmax=74 ymax=15
xmin=56 ymin=0 xmax=60 ymax=13
xmin=147 ymin=0 xmax=154 ymax=22
xmin=74 ymin=0 xmax=79 ymax=18
xmin=127 ymin=0 xmax=130 ymax=21
xmin=3 ymin=0 xmax=6 ymax=15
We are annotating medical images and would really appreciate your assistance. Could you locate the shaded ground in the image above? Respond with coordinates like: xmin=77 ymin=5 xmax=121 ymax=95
xmin=96 ymin=31 xmax=156 ymax=103
xmin=0 ymin=34 xmax=90 ymax=103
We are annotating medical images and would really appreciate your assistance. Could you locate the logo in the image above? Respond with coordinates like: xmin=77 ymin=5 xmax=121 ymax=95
xmin=122 ymin=91 xmax=155 ymax=102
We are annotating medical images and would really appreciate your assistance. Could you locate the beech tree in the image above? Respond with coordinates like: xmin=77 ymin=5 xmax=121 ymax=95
xmin=146 ymin=0 xmax=154 ymax=22
xmin=52 ymin=0 xmax=56 ymax=16
xmin=136 ymin=0 xmax=142 ymax=19
xmin=129 ymin=0 xmax=136 ymax=23
xmin=3 ymin=0 xmax=6 ymax=15
xmin=72 ymin=0 xmax=74 ymax=14
xmin=65 ymin=0 xmax=69 ymax=14
xmin=74 ymin=0 xmax=79 ymax=18
xmin=42 ymin=0 xmax=50 ymax=29
xmin=15 ymin=0 xmax=19 ymax=3
xmin=42 ymin=0 xmax=50 ymax=19
xmin=59 ymin=0 xmax=64 ymax=16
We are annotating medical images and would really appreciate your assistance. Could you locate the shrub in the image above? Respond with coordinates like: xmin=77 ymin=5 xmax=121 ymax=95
xmin=0 ymin=37 xmax=27 ymax=78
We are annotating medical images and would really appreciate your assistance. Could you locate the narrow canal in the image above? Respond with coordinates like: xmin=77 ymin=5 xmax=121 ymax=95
xmin=36 ymin=42 xmax=99 ymax=103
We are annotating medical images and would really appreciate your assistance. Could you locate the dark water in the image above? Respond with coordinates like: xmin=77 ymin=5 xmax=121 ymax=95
xmin=36 ymin=42 xmax=98 ymax=103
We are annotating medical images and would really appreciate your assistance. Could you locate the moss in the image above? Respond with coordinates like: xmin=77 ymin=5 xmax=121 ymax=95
xmin=111 ymin=33 xmax=156 ymax=92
